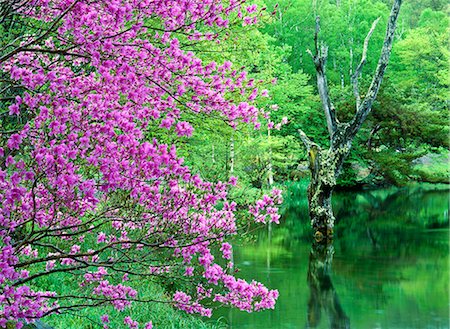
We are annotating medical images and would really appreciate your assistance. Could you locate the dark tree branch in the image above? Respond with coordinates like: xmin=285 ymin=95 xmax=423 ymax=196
xmin=307 ymin=16 xmax=337 ymax=139
xmin=17 ymin=47 xmax=90 ymax=59
xmin=0 ymin=0 xmax=80 ymax=63
xmin=366 ymin=123 xmax=382 ymax=150
xmin=350 ymin=0 xmax=402 ymax=137
xmin=351 ymin=17 xmax=380 ymax=110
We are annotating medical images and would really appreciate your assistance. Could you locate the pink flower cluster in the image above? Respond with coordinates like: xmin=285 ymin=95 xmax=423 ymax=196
xmin=173 ymin=267 xmax=279 ymax=315
xmin=0 ymin=0 xmax=280 ymax=327
xmin=249 ymin=189 xmax=284 ymax=224
xmin=173 ymin=291 xmax=213 ymax=317
xmin=215 ymin=276 xmax=279 ymax=311
xmin=220 ymin=242 xmax=233 ymax=260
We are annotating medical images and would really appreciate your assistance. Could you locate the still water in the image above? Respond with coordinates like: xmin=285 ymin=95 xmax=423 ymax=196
xmin=214 ymin=184 xmax=449 ymax=329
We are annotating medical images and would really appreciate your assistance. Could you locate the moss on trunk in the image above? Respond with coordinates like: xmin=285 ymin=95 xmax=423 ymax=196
xmin=306 ymin=143 xmax=351 ymax=240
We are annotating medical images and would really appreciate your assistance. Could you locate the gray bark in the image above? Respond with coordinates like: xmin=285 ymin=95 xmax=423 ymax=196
xmin=306 ymin=16 xmax=338 ymax=139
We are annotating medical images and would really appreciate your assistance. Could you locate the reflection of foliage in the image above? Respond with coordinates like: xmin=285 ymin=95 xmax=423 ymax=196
xmin=223 ymin=184 xmax=449 ymax=328
xmin=242 ymin=183 xmax=449 ymax=268
xmin=334 ymin=185 xmax=450 ymax=231
xmin=279 ymin=183 xmax=449 ymax=242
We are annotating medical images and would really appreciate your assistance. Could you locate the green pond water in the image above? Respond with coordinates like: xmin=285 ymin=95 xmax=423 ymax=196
xmin=213 ymin=184 xmax=449 ymax=329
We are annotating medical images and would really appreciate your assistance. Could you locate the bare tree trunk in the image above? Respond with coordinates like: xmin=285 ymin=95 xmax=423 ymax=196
xmin=307 ymin=148 xmax=335 ymax=239
xmin=300 ymin=0 xmax=402 ymax=239
xmin=301 ymin=129 xmax=352 ymax=239
xmin=349 ymin=47 xmax=353 ymax=79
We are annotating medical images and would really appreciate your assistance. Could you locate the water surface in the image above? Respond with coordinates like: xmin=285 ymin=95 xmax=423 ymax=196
xmin=214 ymin=185 xmax=449 ymax=329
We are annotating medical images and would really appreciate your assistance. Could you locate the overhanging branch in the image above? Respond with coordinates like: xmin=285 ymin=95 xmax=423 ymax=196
xmin=0 ymin=0 xmax=80 ymax=64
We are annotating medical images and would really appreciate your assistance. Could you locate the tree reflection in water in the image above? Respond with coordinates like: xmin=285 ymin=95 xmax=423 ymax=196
xmin=306 ymin=241 xmax=350 ymax=329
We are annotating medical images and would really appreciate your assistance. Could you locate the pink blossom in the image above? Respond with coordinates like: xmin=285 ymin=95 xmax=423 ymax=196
xmin=220 ymin=242 xmax=233 ymax=260
xmin=246 ymin=4 xmax=258 ymax=14
xmin=7 ymin=134 xmax=23 ymax=150
xmin=185 ymin=266 xmax=194 ymax=276
xmin=124 ymin=316 xmax=138 ymax=329
xmin=101 ymin=314 xmax=109 ymax=323
xmin=0 ymin=0 xmax=281 ymax=325
xmin=175 ymin=122 xmax=194 ymax=137
xmin=97 ymin=232 xmax=107 ymax=243
xmin=8 ymin=103 xmax=20 ymax=115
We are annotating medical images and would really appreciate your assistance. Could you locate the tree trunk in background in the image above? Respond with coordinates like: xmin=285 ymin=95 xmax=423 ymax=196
xmin=307 ymin=149 xmax=336 ymax=239
xmin=229 ymin=137 xmax=235 ymax=176
xmin=300 ymin=0 xmax=402 ymax=239
xmin=267 ymin=129 xmax=274 ymax=186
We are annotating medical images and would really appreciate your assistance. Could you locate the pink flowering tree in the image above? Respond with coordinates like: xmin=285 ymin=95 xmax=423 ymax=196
xmin=0 ymin=0 xmax=282 ymax=328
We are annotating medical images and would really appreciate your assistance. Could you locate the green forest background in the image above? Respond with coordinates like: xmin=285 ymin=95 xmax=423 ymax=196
xmin=174 ymin=0 xmax=449 ymax=195
xmin=1 ymin=0 xmax=448 ymax=193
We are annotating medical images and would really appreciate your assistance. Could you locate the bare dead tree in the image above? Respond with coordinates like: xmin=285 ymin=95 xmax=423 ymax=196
xmin=299 ymin=0 xmax=402 ymax=240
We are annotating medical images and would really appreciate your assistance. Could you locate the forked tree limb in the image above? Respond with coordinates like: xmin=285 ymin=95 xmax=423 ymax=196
xmin=351 ymin=17 xmax=381 ymax=110
xmin=307 ymin=16 xmax=337 ymax=139
xmin=350 ymin=0 xmax=402 ymax=137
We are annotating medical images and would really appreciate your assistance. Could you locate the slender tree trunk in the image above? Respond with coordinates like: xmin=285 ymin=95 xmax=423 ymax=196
xmin=267 ymin=129 xmax=274 ymax=186
xmin=229 ymin=136 xmax=235 ymax=176
xmin=349 ymin=47 xmax=353 ymax=80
